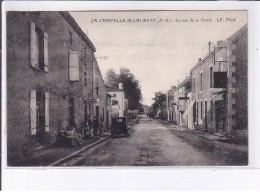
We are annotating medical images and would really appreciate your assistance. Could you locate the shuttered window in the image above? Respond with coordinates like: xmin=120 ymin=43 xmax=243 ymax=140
xmin=30 ymin=21 xmax=48 ymax=72
xmin=69 ymin=51 xmax=80 ymax=81
xmin=30 ymin=21 xmax=37 ymax=68
xmin=43 ymin=32 xmax=49 ymax=72
xmin=45 ymin=92 xmax=49 ymax=132
xmin=30 ymin=90 xmax=37 ymax=135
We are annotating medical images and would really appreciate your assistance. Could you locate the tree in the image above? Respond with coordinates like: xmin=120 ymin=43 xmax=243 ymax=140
xmin=105 ymin=67 xmax=142 ymax=110
xmin=105 ymin=68 xmax=118 ymax=88
xmin=151 ymin=91 xmax=166 ymax=113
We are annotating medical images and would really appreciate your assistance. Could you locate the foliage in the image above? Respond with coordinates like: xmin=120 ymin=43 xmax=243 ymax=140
xmin=105 ymin=68 xmax=118 ymax=88
xmin=105 ymin=67 xmax=142 ymax=110
xmin=151 ymin=91 xmax=166 ymax=112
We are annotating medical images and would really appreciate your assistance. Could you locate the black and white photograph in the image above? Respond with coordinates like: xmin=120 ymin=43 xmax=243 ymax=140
xmin=5 ymin=9 xmax=249 ymax=167
xmin=2 ymin=0 xmax=260 ymax=191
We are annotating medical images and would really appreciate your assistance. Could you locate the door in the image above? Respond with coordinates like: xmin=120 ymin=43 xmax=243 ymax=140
xmin=36 ymin=91 xmax=45 ymax=145
xmin=196 ymin=102 xmax=199 ymax=126
xmin=106 ymin=111 xmax=109 ymax=128
xmin=96 ymin=106 xmax=99 ymax=125
xmin=193 ymin=102 xmax=196 ymax=124
xmin=205 ymin=101 xmax=208 ymax=129
xmin=69 ymin=98 xmax=75 ymax=127
xmin=84 ymin=102 xmax=88 ymax=134
xmin=215 ymin=100 xmax=226 ymax=132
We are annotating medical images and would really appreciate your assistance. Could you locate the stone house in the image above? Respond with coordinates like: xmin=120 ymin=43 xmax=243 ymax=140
xmin=190 ymin=24 xmax=248 ymax=139
xmin=107 ymin=83 xmax=126 ymax=117
xmin=171 ymin=76 xmax=192 ymax=127
xmin=166 ymin=86 xmax=176 ymax=123
xmin=7 ymin=11 xmax=110 ymax=164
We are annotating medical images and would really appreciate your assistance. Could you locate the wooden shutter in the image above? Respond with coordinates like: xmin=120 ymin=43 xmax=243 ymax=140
xmin=30 ymin=90 xmax=37 ymax=135
xmin=69 ymin=51 xmax=80 ymax=81
xmin=45 ymin=92 xmax=50 ymax=132
xmin=43 ymin=32 xmax=49 ymax=72
xmin=30 ymin=21 xmax=37 ymax=68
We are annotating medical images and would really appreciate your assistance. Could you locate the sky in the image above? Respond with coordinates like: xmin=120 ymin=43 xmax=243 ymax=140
xmin=70 ymin=11 xmax=247 ymax=106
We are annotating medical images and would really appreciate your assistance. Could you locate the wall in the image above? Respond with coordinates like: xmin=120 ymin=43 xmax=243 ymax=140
xmin=191 ymin=45 xmax=228 ymax=132
xmin=7 ymin=12 xmax=96 ymax=163
xmin=92 ymin=57 xmax=108 ymax=124
xmin=108 ymin=90 xmax=125 ymax=117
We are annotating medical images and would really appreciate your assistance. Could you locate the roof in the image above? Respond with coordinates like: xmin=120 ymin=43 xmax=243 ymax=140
xmin=59 ymin=12 xmax=96 ymax=52
xmin=107 ymin=88 xmax=124 ymax=92
xmin=174 ymin=75 xmax=192 ymax=92
xmin=190 ymin=23 xmax=248 ymax=73
xmin=105 ymin=83 xmax=124 ymax=92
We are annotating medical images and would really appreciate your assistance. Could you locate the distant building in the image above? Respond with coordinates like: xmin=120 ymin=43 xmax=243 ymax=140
xmin=166 ymin=86 xmax=176 ymax=123
xmin=142 ymin=104 xmax=150 ymax=115
xmin=157 ymin=100 xmax=167 ymax=120
xmin=172 ymin=76 xmax=192 ymax=128
xmin=106 ymin=83 xmax=126 ymax=117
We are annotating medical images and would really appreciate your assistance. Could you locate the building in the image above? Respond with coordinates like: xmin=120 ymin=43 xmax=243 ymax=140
xmin=166 ymin=86 xmax=176 ymax=123
xmin=171 ymin=76 xmax=192 ymax=128
xmin=157 ymin=100 xmax=167 ymax=120
xmin=190 ymin=24 xmax=248 ymax=139
xmin=7 ymin=11 xmax=110 ymax=164
xmin=106 ymin=83 xmax=126 ymax=117
xmin=142 ymin=104 xmax=150 ymax=115
xmin=106 ymin=93 xmax=112 ymax=129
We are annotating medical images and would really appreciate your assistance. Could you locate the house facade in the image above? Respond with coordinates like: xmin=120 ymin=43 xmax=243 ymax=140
xmin=107 ymin=83 xmax=125 ymax=117
xmin=190 ymin=24 xmax=248 ymax=139
xmin=7 ymin=11 xmax=110 ymax=164
xmin=171 ymin=76 xmax=192 ymax=127
xmin=166 ymin=86 xmax=176 ymax=123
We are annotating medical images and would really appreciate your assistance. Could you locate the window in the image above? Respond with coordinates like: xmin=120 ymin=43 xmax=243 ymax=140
xmin=200 ymin=73 xmax=203 ymax=91
xmin=113 ymin=94 xmax=116 ymax=98
xmin=112 ymin=100 xmax=118 ymax=105
xmin=30 ymin=90 xmax=49 ymax=137
xmin=210 ymin=100 xmax=213 ymax=121
xmin=201 ymin=101 xmax=203 ymax=119
xmin=96 ymin=78 xmax=99 ymax=96
xmin=96 ymin=87 xmax=99 ymax=96
xmin=84 ymin=64 xmax=87 ymax=86
xmin=30 ymin=21 xmax=48 ymax=72
xmin=214 ymin=72 xmax=227 ymax=88
xmin=210 ymin=67 xmax=213 ymax=88
xmin=69 ymin=31 xmax=73 ymax=45
xmin=193 ymin=77 xmax=195 ymax=93
xmin=84 ymin=72 xmax=87 ymax=85
xmin=69 ymin=51 xmax=80 ymax=81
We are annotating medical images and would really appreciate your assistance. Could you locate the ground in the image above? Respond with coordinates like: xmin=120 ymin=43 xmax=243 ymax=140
xmin=73 ymin=115 xmax=248 ymax=166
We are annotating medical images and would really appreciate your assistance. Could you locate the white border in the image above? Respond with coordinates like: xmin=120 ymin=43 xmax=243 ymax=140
xmin=2 ymin=1 xmax=260 ymax=190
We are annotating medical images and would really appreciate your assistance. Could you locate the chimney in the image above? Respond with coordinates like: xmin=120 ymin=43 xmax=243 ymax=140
xmin=119 ymin=83 xmax=123 ymax=90
xmin=217 ymin=40 xmax=224 ymax=47
xmin=171 ymin=86 xmax=176 ymax=91
xmin=208 ymin=41 xmax=215 ymax=53
xmin=198 ymin=58 xmax=202 ymax=63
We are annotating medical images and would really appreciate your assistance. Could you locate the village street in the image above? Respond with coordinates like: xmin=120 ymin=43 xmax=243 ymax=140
xmin=69 ymin=115 xmax=247 ymax=166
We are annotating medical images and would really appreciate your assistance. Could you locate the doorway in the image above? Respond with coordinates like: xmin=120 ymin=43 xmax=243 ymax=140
xmin=36 ymin=91 xmax=45 ymax=145
xmin=205 ymin=101 xmax=208 ymax=129
xmin=215 ymin=100 xmax=226 ymax=132
xmin=69 ymin=98 xmax=75 ymax=127
xmin=106 ymin=111 xmax=109 ymax=128
xmin=96 ymin=106 xmax=99 ymax=125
